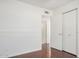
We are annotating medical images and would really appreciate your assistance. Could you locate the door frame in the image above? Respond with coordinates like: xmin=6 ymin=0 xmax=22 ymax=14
xmin=62 ymin=8 xmax=78 ymax=56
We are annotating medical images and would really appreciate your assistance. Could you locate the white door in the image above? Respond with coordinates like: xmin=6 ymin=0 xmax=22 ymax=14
xmin=63 ymin=9 xmax=77 ymax=55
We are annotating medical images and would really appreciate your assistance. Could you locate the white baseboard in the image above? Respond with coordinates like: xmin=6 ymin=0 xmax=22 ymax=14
xmin=7 ymin=48 xmax=41 ymax=58
xmin=77 ymin=55 xmax=79 ymax=58
xmin=51 ymin=47 xmax=62 ymax=51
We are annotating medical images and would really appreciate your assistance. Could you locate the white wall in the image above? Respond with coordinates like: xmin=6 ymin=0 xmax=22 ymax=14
xmin=51 ymin=0 xmax=79 ymax=57
xmin=0 ymin=0 xmax=48 ymax=57
xmin=51 ymin=10 xmax=63 ymax=50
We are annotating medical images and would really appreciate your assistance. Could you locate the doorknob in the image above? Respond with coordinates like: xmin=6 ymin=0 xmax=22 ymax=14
xmin=58 ymin=33 xmax=62 ymax=36
xmin=68 ymin=34 xmax=71 ymax=36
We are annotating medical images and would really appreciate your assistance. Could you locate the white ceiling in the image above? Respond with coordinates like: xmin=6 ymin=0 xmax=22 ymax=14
xmin=18 ymin=0 xmax=75 ymax=10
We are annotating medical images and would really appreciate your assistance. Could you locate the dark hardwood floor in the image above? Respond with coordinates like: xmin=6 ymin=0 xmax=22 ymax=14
xmin=10 ymin=43 xmax=77 ymax=58
xmin=51 ymin=48 xmax=77 ymax=58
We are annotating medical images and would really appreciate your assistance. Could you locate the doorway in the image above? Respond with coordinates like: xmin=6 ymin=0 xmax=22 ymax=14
xmin=42 ymin=14 xmax=51 ymax=57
